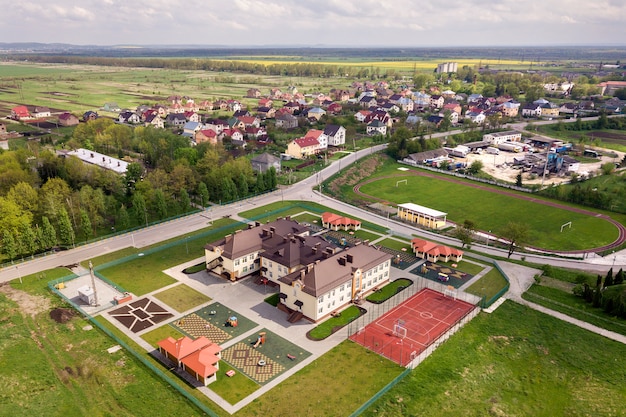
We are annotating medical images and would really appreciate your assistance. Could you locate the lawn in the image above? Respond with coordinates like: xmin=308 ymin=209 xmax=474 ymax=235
xmin=238 ymin=341 xmax=404 ymax=417
xmin=307 ymin=306 xmax=364 ymax=340
xmin=357 ymin=172 xmax=619 ymax=251
xmin=378 ymin=237 xmax=411 ymax=252
xmin=366 ymin=278 xmax=413 ymax=303
xmin=466 ymin=266 xmax=509 ymax=302
xmin=440 ymin=259 xmax=486 ymax=276
xmin=209 ymin=361 xmax=260 ymax=405
xmin=152 ymin=284 xmax=211 ymax=313
xmin=523 ymin=284 xmax=626 ymax=337
xmin=141 ymin=322 xmax=185 ymax=347
xmin=0 ymin=270 xmax=206 ymax=417
xmin=362 ymin=301 xmax=626 ymax=417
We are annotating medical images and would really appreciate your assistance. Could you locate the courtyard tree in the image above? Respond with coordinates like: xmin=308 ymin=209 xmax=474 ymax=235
xmin=454 ymin=219 xmax=476 ymax=248
xmin=500 ymin=221 xmax=529 ymax=258
xmin=80 ymin=209 xmax=92 ymax=240
xmin=468 ymin=160 xmax=484 ymax=175
xmin=1 ymin=229 xmax=18 ymax=260
xmin=40 ymin=216 xmax=57 ymax=250
xmin=58 ymin=208 xmax=75 ymax=247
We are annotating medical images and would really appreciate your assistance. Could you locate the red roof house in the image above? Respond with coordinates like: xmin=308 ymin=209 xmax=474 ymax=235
xmin=411 ymin=238 xmax=463 ymax=263
xmin=157 ymin=336 xmax=221 ymax=385
xmin=321 ymin=212 xmax=361 ymax=231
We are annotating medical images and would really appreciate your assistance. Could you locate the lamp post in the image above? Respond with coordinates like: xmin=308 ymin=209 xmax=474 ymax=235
xmin=16 ymin=266 xmax=22 ymax=284
xmin=185 ymin=236 xmax=189 ymax=255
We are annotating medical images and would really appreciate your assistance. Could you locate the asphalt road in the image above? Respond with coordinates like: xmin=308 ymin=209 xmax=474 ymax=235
xmin=2 ymin=120 xmax=624 ymax=283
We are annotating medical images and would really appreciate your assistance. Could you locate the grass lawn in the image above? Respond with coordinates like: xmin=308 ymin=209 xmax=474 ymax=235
xmin=152 ymin=284 xmax=211 ymax=313
xmin=291 ymin=211 xmax=322 ymax=224
xmin=308 ymin=306 xmax=364 ymax=340
xmin=0 ymin=272 xmax=207 ymax=417
xmin=264 ymin=293 xmax=280 ymax=307
xmin=357 ymin=172 xmax=618 ymax=251
xmin=366 ymin=278 xmax=413 ymax=303
xmin=239 ymin=341 xmax=404 ymax=417
xmin=466 ymin=266 xmax=509 ymax=302
xmin=209 ymin=362 xmax=260 ymax=405
xmin=362 ymin=301 xmax=626 ymax=417
xmin=440 ymin=259 xmax=486 ymax=276
xmin=141 ymin=323 xmax=185 ymax=348
xmin=378 ymin=237 xmax=411 ymax=252
xmin=523 ymin=284 xmax=626 ymax=337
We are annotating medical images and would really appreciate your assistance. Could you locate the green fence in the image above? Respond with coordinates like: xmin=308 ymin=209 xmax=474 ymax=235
xmin=349 ymin=367 xmax=412 ymax=416
xmin=479 ymin=260 xmax=511 ymax=309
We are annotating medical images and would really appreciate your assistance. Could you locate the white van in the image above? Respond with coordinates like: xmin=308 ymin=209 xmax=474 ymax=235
xmin=486 ymin=147 xmax=499 ymax=155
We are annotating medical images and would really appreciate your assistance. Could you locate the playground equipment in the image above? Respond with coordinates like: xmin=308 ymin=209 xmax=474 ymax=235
xmin=437 ymin=272 xmax=449 ymax=282
xmin=252 ymin=331 xmax=266 ymax=348
xmin=227 ymin=316 xmax=238 ymax=327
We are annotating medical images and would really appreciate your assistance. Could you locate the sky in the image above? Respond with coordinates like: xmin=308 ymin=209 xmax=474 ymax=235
xmin=1 ymin=0 xmax=625 ymax=47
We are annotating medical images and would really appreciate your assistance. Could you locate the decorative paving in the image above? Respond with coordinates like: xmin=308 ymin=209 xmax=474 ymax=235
xmin=174 ymin=313 xmax=232 ymax=344
xmin=221 ymin=342 xmax=285 ymax=384
xmin=109 ymin=298 xmax=174 ymax=333
xmin=377 ymin=246 xmax=420 ymax=269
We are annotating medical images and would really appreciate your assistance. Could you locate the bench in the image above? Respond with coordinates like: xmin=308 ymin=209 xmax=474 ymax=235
xmin=287 ymin=354 xmax=296 ymax=361
xmin=330 ymin=311 xmax=341 ymax=318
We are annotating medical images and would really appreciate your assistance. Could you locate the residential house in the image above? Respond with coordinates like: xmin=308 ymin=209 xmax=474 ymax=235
xmin=83 ymin=111 xmax=98 ymax=122
xmin=275 ymin=113 xmax=299 ymax=129
xmin=540 ymin=102 xmax=560 ymax=118
xmin=227 ymin=100 xmax=242 ymax=112
xmin=286 ymin=136 xmax=321 ymax=159
xmin=380 ymin=102 xmax=400 ymax=113
xmin=366 ymin=120 xmax=387 ymax=135
xmin=430 ymin=95 xmax=444 ymax=109
xmin=144 ymin=113 xmax=164 ymax=129
xmin=305 ymin=129 xmax=326 ymax=150
xmin=443 ymin=102 xmax=462 ymax=115
xmin=247 ymin=88 xmax=262 ymax=98
xmin=11 ymin=105 xmax=31 ymax=120
xmin=426 ymin=115 xmax=444 ymax=128
xmin=354 ymin=110 xmax=371 ymax=123
xmin=58 ymin=112 xmax=79 ymax=127
xmin=559 ymin=103 xmax=579 ymax=115
xmin=439 ymin=111 xmax=459 ymax=124
xmin=282 ymin=101 xmax=301 ymax=114
xmin=500 ymin=101 xmax=520 ymax=117
xmin=465 ymin=111 xmax=486 ymax=124
xmin=306 ymin=107 xmax=326 ymax=121
xmin=238 ymin=115 xmax=260 ymax=128
xmin=167 ymin=95 xmax=182 ymax=105
xmin=183 ymin=101 xmax=200 ymax=113
xmin=103 ymin=102 xmax=121 ymax=112
xmin=198 ymin=100 xmax=214 ymax=111
xmin=331 ymin=89 xmax=352 ymax=102
xmin=157 ymin=336 xmax=221 ymax=386
xmin=27 ymin=106 xmax=51 ymax=118
xmin=205 ymin=119 xmax=229 ymax=135
xmin=195 ymin=129 xmax=219 ymax=145
xmin=223 ymin=128 xmax=244 ymax=142
xmin=522 ymin=103 xmax=542 ymax=118
xmin=184 ymin=111 xmax=201 ymax=123
xmin=168 ymin=103 xmax=185 ymax=114
xmin=227 ymin=117 xmax=246 ymax=130
xmin=165 ymin=113 xmax=187 ymax=128
xmin=118 ymin=111 xmax=141 ymax=124
xmin=598 ymin=81 xmax=626 ymax=96
xmin=233 ymin=109 xmax=251 ymax=118
xmin=251 ymin=153 xmax=281 ymax=173
xmin=277 ymin=243 xmax=393 ymax=322
xmin=441 ymin=89 xmax=456 ymax=99
xmin=183 ymin=121 xmax=203 ymax=138
xmin=323 ymin=125 xmax=346 ymax=147
xmin=359 ymin=96 xmax=378 ymax=108
xmin=256 ymin=106 xmax=276 ymax=119
xmin=244 ymin=126 xmax=267 ymax=140
xmin=204 ymin=218 xmax=310 ymax=281
xmin=405 ymin=113 xmax=423 ymax=125
xmin=411 ymin=238 xmax=463 ymax=263
xmin=397 ymin=97 xmax=414 ymax=112
xmin=321 ymin=212 xmax=361 ymax=231
xmin=258 ymin=98 xmax=273 ymax=108
xmin=327 ymin=102 xmax=343 ymax=115
xmin=270 ymin=88 xmax=283 ymax=99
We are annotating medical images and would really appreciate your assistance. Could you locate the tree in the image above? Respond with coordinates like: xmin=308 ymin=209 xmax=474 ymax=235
xmin=18 ymin=222 xmax=38 ymax=257
xmin=179 ymin=189 xmax=191 ymax=213
xmin=58 ymin=208 xmax=75 ymax=247
xmin=467 ymin=160 xmax=483 ymax=175
xmin=154 ymin=189 xmax=168 ymax=219
xmin=500 ymin=222 xmax=529 ymax=258
xmin=40 ymin=216 xmax=57 ymax=250
xmin=7 ymin=181 xmax=39 ymax=214
xmin=266 ymin=167 xmax=278 ymax=190
xmin=1 ymin=229 xmax=18 ymax=260
xmin=600 ymin=162 xmax=615 ymax=176
xmin=80 ymin=209 xmax=92 ymax=240
xmin=604 ymin=268 xmax=614 ymax=288
xmin=125 ymin=162 xmax=143 ymax=194
xmin=197 ymin=182 xmax=209 ymax=207
xmin=615 ymin=269 xmax=624 ymax=286
xmin=131 ymin=193 xmax=148 ymax=226
xmin=516 ymin=173 xmax=523 ymax=187
xmin=117 ymin=204 xmax=130 ymax=230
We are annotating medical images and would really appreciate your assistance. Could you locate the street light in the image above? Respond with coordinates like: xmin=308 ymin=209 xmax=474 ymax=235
xmin=185 ymin=236 xmax=189 ymax=255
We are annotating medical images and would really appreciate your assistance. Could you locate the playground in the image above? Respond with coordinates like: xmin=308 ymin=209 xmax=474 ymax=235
xmin=410 ymin=261 xmax=473 ymax=289
xmin=108 ymin=298 xmax=174 ymax=333
xmin=170 ymin=303 xmax=257 ymax=344
xmin=220 ymin=328 xmax=311 ymax=385
xmin=350 ymin=288 xmax=476 ymax=366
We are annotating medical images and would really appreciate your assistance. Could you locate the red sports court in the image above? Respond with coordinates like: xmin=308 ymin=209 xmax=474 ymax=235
xmin=349 ymin=288 xmax=477 ymax=366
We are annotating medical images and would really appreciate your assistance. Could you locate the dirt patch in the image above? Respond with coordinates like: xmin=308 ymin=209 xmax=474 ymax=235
xmin=50 ymin=308 xmax=77 ymax=324
xmin=0 ymin=283 xmax=51 ymax=318
xmin=538 ymin=276 xmax=576 ymax=292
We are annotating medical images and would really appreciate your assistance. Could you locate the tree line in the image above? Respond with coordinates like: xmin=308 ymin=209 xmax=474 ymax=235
xmin=574 ymin=268 xmax=626 ymax=318
xmin=0 ymin=119 xmax=276 ymax=262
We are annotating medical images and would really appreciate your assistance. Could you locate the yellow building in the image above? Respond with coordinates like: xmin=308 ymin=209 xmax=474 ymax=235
xmin=397 ymin=203 xmax=447 ymax=229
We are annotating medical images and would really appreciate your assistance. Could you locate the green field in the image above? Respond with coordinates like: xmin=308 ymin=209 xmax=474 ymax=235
xmin=357 ymin=174 xmax=619 ymax=251
xmin=363 ymin=301 xmax=626 ymax=417
xmin=153 ymin=284 xmax=211 ymax=313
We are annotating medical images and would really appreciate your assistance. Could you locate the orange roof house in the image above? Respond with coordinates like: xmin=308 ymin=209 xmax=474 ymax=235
xmin=157 ymin=336 xmax=221 ymax=385
xmin=411 ymin=238 xmax=463 ymax=263
xmin=321 ymin=212 xmax=361 ymax=231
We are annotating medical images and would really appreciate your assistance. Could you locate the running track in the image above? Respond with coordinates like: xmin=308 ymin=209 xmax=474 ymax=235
xmin=353 ymin=170 xmax=626 ymax=254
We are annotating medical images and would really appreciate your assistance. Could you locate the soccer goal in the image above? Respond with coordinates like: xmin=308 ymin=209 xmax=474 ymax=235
xmin=560 ymin=221 xmax=572 ymax=232
xmin=393 ymin=319 xmax=407 ymax=339
xmin=395 ymin=179 xmax=408 ymax=187
xmin=443 ymin=286 xmax=457 ymax=300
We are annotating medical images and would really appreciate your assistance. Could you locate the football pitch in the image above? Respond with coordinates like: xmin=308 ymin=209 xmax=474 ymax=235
xmin=356 ymin=172 xmax=620 ymax=251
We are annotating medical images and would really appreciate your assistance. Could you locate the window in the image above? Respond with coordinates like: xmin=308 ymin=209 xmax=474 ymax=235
xmin=269 ymin=272 xmax=273 ymax=278
xmin=269 ymin=262 xmax=273 ymax=267
xmin=340 ymin=284 xmax=345 ymax=292
xmin=340 ymin=296 xmax=344 ymax=302
xmin=243 ymin=266 xmax=248 ymax=273
xmin=384 ymin=271 xmax=388 ymax=277
xmin=332 ymin=300 xmax=335 ymax=306
xmin=263 ymin=259 xmax=267 ymax=266
xmin=327 ymin=303 xmax=331 ymax=309
xmin=250 ymin=263 xmax=255 ymax=270
xmin=235 ymin=260 xmax=240 ymax=266
xmin=332 ymin=290 xmax=335 ymax=296
xmin=243 ymin=256 xmax=248 ymax=263
xmin=320 ymin=295 xmax=324 ymax=302
xmin=319 ymin=307 xmax=323 ymax=313
xmin=367 ymin=280 xmax=371 ymax=287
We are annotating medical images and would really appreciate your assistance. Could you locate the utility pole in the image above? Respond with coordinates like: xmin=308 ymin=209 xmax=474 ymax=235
xmin=89 ymin=261 xmax=99 ymax=307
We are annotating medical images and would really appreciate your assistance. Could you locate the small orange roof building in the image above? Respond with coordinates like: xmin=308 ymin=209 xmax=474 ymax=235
xmin=157 ymin=336 xmax=221 ymax=385
xmin=321 ymin=212 xmax=361 ymax=231
xmin=411 ymin=238 xmax=463 ymax=263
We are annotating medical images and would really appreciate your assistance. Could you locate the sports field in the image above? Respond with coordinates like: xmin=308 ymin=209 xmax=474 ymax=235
xmin=355 ymin=170 xmax=622 ymax=251
xmin=350 ymin=288 xmax=476 ymax=366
